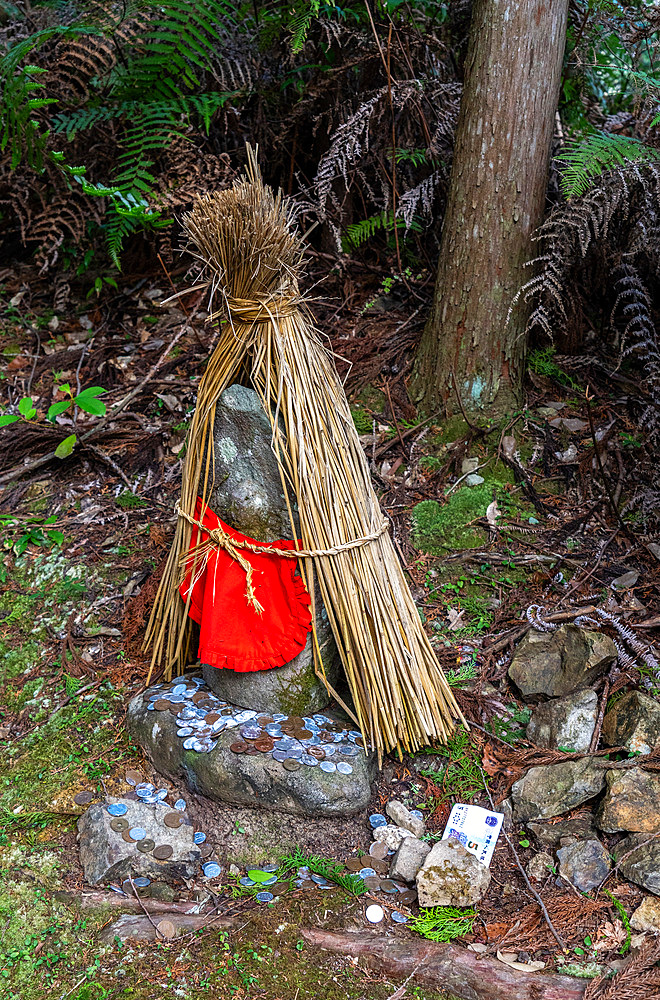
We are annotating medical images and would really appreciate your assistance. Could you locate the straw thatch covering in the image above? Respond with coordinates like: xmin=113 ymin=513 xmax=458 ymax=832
xmin=145 ymin=149 xmax=462 ymax=758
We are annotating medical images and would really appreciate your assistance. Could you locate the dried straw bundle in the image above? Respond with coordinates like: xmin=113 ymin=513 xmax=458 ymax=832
xmin=145 ymin=151 xmax=462 ymax=757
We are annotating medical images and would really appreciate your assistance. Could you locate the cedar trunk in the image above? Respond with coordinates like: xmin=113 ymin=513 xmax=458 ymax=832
xmin=411 ymin=0 xmax=569 ymax=418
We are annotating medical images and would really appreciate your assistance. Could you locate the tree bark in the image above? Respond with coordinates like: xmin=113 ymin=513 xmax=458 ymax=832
xmin=411 ymin=0 xmax=569 ymax=419
xmin=302 ymin=929 xmax=588 ymax=1000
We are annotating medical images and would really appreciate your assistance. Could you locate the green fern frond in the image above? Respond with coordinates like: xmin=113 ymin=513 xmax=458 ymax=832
xmin=557 ymin=131 xmax=660 ymax=199
xmin=289 ymin=0 xmax=321 ymax=53
xmin=342 ymin=209 xmax=422 ymax=251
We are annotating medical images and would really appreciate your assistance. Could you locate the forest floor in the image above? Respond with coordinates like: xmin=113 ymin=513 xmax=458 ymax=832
xmin=1 ymin=253 xmax=659 ymax=1000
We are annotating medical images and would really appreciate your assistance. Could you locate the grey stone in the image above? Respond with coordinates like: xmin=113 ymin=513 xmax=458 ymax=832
xmin=526 ymin=689 xmax=598 ymax=752
xmin=77 ymin=798 xmax=200 ymax=886
xmin=556 ymin=839 xmax=610 ymax=892
xmin=389 ymin=837 xmax=431 ymax=882
xmin=631 ymin=896 xmax=660 ymax=933
xmin=416 ymin=838 xmax=491 ymax=907
xmin=126 ymin=687 xmax=376 ymax=818
xmin=373 ymin=824 xmax=414 ymax=851
xmin=386 ymin=799 xmax=425 ymax=837
xmin=615 ymin=834 xmax=660 ymax=895
xmin=511 ymin=758 xmax=606 ymax=822
xmin=611 ymin=570 xmax=639 ymax=590
xmin=508 ymin=625 xmax=617 ymax=699
xmin=465 ymin=474 xmax=485 ymax=486
xmin=528 ymin=814 xmax=597 ymax=847
xmin=602 ymin=691 xmax=660 ymax=756
xmin=203 ymin=383 xmax=337 ymax=714
xmin=526 ymin=852 xmax=555 ymax=881
xmin=596 ymin=767 xmax=660 ymax=834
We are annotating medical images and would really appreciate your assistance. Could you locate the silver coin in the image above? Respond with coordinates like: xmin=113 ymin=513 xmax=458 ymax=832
xmin=265 ymin=724 xmax=282 ymax=737
xmin=358 ymin=867 xmax=377 ymax=879
xmin=107 ymin=803 xmax=128 ymax=817
xmin=300 ymin=754 xmax=318 ymax=767
xmin=322 ymin=745 xmax=336 ymax=757
xmin=155 ymin=789 xmax=168 ymax=800
xmin=240 ymin=877 xmax=255 ymax=887
xmin=135 ymin=783 xmax=154 ymax=795
xmin=366 ymin=904 xmax=384 ymax=923
xmin=391 ymin=911 xmax=408 ymax=923
xmin=147 ymin=703 xmax=155 ymax=711
xmin=223 ymin=718 xmax=239 ymax=729
xmin=129 ymin=827 xmax=147 ymax=841
xmin=203 ymin=862 xmax=221 ymax=878
xmin=177 ymin=709 xmax=196 ymax=721
xmin=141 ymin=794 xmax=159 ymax=804
xmin=369 ymin=814 xmax=387 ymax=829
xmin=339 ymin=745 xmax=359 ymax=757
xmin=172 ymin=684 xmax=187 ymax=696
xmin=133 ymin=877 xmax=151 ymax=888
xmin=234 ymin=710 xmax=257 ymax=723
xmin=336 ymin=762 xmax=353 ymax=775
xmin=313 ymin=715 xmax=330 ymax=725
xmin=319 ymin=760 xmax=336 ymax=773
xmin=286 ymin=746 xmax=303 ymax=759
xmin=256 ymin=891 xmax=274 ymax=902
xmin=311 ymin=873 xmax=329 ymax=885
xmin=174 ymin=798 xmax=186 ymax=811
xmin=262 ymin=864 xmax=278 ymax=873
xmin=182 ymin=737 xmax=197 ymax=750
xmin=409 ymin=809 xmax=423 ymax=821
xmin=272 ymin=714 xmax=287 ymax=722
xmin=272 ymin=750 xmax=288 ymax=762
xmin=177 ymin=727 xmax=193 ymax=737
xmin=349 ymin=730 xmax=362 ymax=739
xmin=194 ymin=831 xmax=206 ymax=844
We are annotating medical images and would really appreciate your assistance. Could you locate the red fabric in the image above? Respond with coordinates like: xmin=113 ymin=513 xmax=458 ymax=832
xmin=179 ymin=498 xmax=312 ymax=672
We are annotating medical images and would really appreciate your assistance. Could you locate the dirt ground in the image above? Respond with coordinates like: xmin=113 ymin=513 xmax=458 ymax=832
xmin=2 ymin=255 xmax=659 ymax=999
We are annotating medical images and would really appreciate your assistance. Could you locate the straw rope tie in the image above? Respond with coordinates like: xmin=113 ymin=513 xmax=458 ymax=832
xmin=224 ymin=295 xmax=300 ymax=325
xmin=176 ymin=502 xmax=389 ymax=614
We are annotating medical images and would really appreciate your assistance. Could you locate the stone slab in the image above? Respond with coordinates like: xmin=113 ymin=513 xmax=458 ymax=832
xmin=526 ymin=689 xmax=597 ymax=752
xmin=77 ymin=798 xmax=201 ymax=886
xmin=416 ymin=838 xmax=491 ymax=907
xmin=596 ymin=767 xmax=660 ymax=833
xmin=508 ymin=625 xmax=616 ymax=699
xmin=511 ymin=757 xmax=606 ymax=822
xmin=126 ymin=685 xmax=376 ymax=818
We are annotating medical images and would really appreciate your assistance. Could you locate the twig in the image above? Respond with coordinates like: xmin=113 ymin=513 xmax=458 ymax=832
xmin=589 ymin=676 xmax=610 ymax=753
xmin=445 ymin=458 xmax=492 ymax=496
xmin=128 ymin=876 xmax=161 ymax=936
xmin=584 ymin=387 xmax=635 ymax=542
xmin=480 ymin=768 xmax=567 ymax=953
xmin=17 ymin=679 xmax=103 ymax=739
xmin=84 ymin=444 xmax=132 ymax=489
xmin=0 ymin=317 xmax=193 ymax=486
xmin=374 ymin=411 xmax=440 ymax=459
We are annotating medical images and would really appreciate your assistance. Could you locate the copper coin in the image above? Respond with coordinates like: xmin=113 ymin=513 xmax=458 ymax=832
xmin=169 ymin=705 xmax=181 ymax=715
xmin=164 ymin=812 xmax=183 ymax=829
xmin=153 ymin=844 xmax=174 ymax=860
xmin=369 ymin=842 xmax=388 ymax=860
xmin=230 ymin=742 xmax=248 ymax=753
xmin=379 ymin=879 xmax=398 ymax=893
xmin=297 ymin=729 xmax=312 ymax=740
xmin=320 ymin=733 xmax=335 ymax=744
xmin=245 ymin=746 xmax=260 ymax=756
xmin=371 ymin=858 xmax=390 ymax=875
xmin=199 ymin=843 xmax=213 ymax=859
xmin=254 ymin=738 xmax=274 ymax=753
xmin=259 ymin=716 xmax=274 ymax=725
xmin=156 ymin=918 xmax=176 ymax=940
xmin=153 ymin=699 xmax=171 ymax=711
xmin=308 ymin=747 xmax=325 ymax=760
xmin=400 ymin=889 xmax=417 ymax=905
xmin=110 ymin=817 xmax=129 ymax=832
xmin=122 ymin=830 xmax=135 ymax=843
xmin=363 ymin=875 xmax=381 ymax=889
xmin=288 ymin=716 xmax=304 ymax=726
xmin=345 ymin=858 xmax=364 ymax=872
xmin=192 ymin=692 xmax=206 ymax=704
xmin=125 ymin=769 xmax=143 ymax=785
xmin=205 ymin=712 xmax=221 ymax=724
xmin=137 ymin=838 xmax=156 ymax=853
xmin=283 ymin=759 xmax=301 ymax=771
xmin=74 ymin=790 xmax=93 ymax=805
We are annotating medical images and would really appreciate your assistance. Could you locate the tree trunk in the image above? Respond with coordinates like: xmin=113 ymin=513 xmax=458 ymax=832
xmin=411 ymin=0 xmax=569 ymax=419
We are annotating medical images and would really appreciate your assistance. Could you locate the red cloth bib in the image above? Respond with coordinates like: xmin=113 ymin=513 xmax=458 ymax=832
xmin=179 ymin=498 xmax=312 ymax=672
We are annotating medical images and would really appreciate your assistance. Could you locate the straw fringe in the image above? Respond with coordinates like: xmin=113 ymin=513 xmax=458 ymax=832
xmin=144 ymin=147 xmax=463 ymax=757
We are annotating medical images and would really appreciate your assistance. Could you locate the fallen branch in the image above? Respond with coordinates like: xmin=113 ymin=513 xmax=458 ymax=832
xmin=302 ymin=929 xmax=587 ymax=1000
xmin=98 ymin=910 xmax=237 ymax=943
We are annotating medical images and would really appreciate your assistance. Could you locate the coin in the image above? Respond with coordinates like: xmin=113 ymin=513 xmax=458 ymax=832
xmin=380 ymin=879 xmax=398 ymax=894
xmin=254 ymin=738 xmax=274 ymax=753
xmin=202 ymin=862 xmax=221 ymax=878
xmin=199 ymin=843 xmax=213 ymax=859
xmin=230 ymin=742 xmax=248 ymax=753
xmin=153 ymin=844 xmax=173 ymax=860
xmin=74 ymin=790 xmax=93 ymax=805
xmin=282 ymin=759 xmax=300 ymax=772
xmin=128 ymin=827 xmax=147 ymax=841
xmin=110 ymin=817 xmax=129 ymax=832
xmin=365 ymin=904 xmax=384 ymax=923
xmin=369 ymin=813 xmax=387 ymax=829
xmin=400 ymin=889 xmax=417 ymax=905
xmin=345 ymin=858 xmax=364 ymax=872
xmin=156 ymin=918 xmax=176 ymax=940
xmin=308 ymin=747 xmax=325 ymax=760
xmin=297 ymin=729 xmax=312 ymax=740
xmin=125 ymin=769 xmax=143 ymax=785
xmin=369 ymin=842 xmax=388 ymax=860
xmin=371 ymin=858 xmax=390 ymax=875
xmin=319 ymin=761 xmax=336 ymax=773
xmin=363 ymin=876 xmax=381 ymax=889
xmin=133 ymin=877 xmax=151 ymax=888
xmin=137 ymin=838 xmax=156 ymax=853
xmin=336 ymin=762 xmax=353 ymax=774
xmin=358 ymin=867 xmax=377 ymax=879
xmin=256 ymin=891 xmax=274 ymax=902
xmin=122 ymin=830 xmax=134 ymax=843
xmin=154 ymin=700 xmax=171 ymax=711
xmin=205 ymin=712 xmax=221 ymax=724
xmin=245 ymin=745 xmax=260 ymax=756
xmin=391 ymin=911 xmax=408 ymax=923
xmin=107 ymin=803 xmax=128 ymax=817
xmin=164 ymin=812 xmax=183 ymax=829
xmin=300 ymin=754 xmax=318 ymax=767
xmin=194 ymin=831 xmax=206 ymax=844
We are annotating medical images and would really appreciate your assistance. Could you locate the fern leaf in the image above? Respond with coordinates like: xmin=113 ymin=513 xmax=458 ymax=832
xmin=557 ymin=131 xmax=660 ymax=199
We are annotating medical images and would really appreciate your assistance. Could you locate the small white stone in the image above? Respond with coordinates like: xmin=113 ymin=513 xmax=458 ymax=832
xmin=373 ymin=824 xmax=414 ymax=850
xmin=386 ymin=800 xmax=425 ymax=838
xmin=365 ymin=904 xmax=384 ymax=923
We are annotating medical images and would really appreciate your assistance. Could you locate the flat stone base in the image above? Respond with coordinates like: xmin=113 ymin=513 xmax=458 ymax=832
xmin=126 ymin=681 xmax=376 ymax=818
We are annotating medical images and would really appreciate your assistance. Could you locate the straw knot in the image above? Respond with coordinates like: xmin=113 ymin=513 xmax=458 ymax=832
xmin=225 ymin=295 xmax=299 ymax=325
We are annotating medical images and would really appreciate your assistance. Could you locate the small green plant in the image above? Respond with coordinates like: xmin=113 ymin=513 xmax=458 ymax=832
xmin=527 ymin=346 xmax=581 ymax=390
xmin=115 ymin=491 xmax=146 ymax=509
xmin=603 ymin=889 xmax=631 ymax=954
xmin=0 ymin=514 xmax=64 ymax=557
xmin=409 ymin=905 xmax=477 ymax=942
xmin=0 ymin=382 xmax=107 ymax=460
xmin=278 ymin=847 xmax=367 ymax=895
xmin=417 ymin=725 xmax=487 ymax=801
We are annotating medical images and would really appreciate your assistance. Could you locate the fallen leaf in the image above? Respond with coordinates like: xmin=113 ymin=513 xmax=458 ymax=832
xmin=486 ymin=499 xmax=500 ymax=528
xmin=446 ymin=607 xmax=465 ymax=631
xmin=496 ymin=950 xmax=546 ymax=973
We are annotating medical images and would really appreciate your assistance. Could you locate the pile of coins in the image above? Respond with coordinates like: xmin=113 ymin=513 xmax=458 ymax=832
xmin=144 ymin=676 xmax=368 ymax=776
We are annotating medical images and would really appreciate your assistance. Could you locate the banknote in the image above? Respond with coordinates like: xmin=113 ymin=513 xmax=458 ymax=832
xmin=441 ymin=802 xmax=503 ymax=867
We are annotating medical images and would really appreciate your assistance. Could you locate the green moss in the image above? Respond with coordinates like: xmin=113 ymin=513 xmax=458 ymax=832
xmin=413 ymin=485 xmax=494 ymax=553
xmin=426 ymin=415 xmax=471 ymax=448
